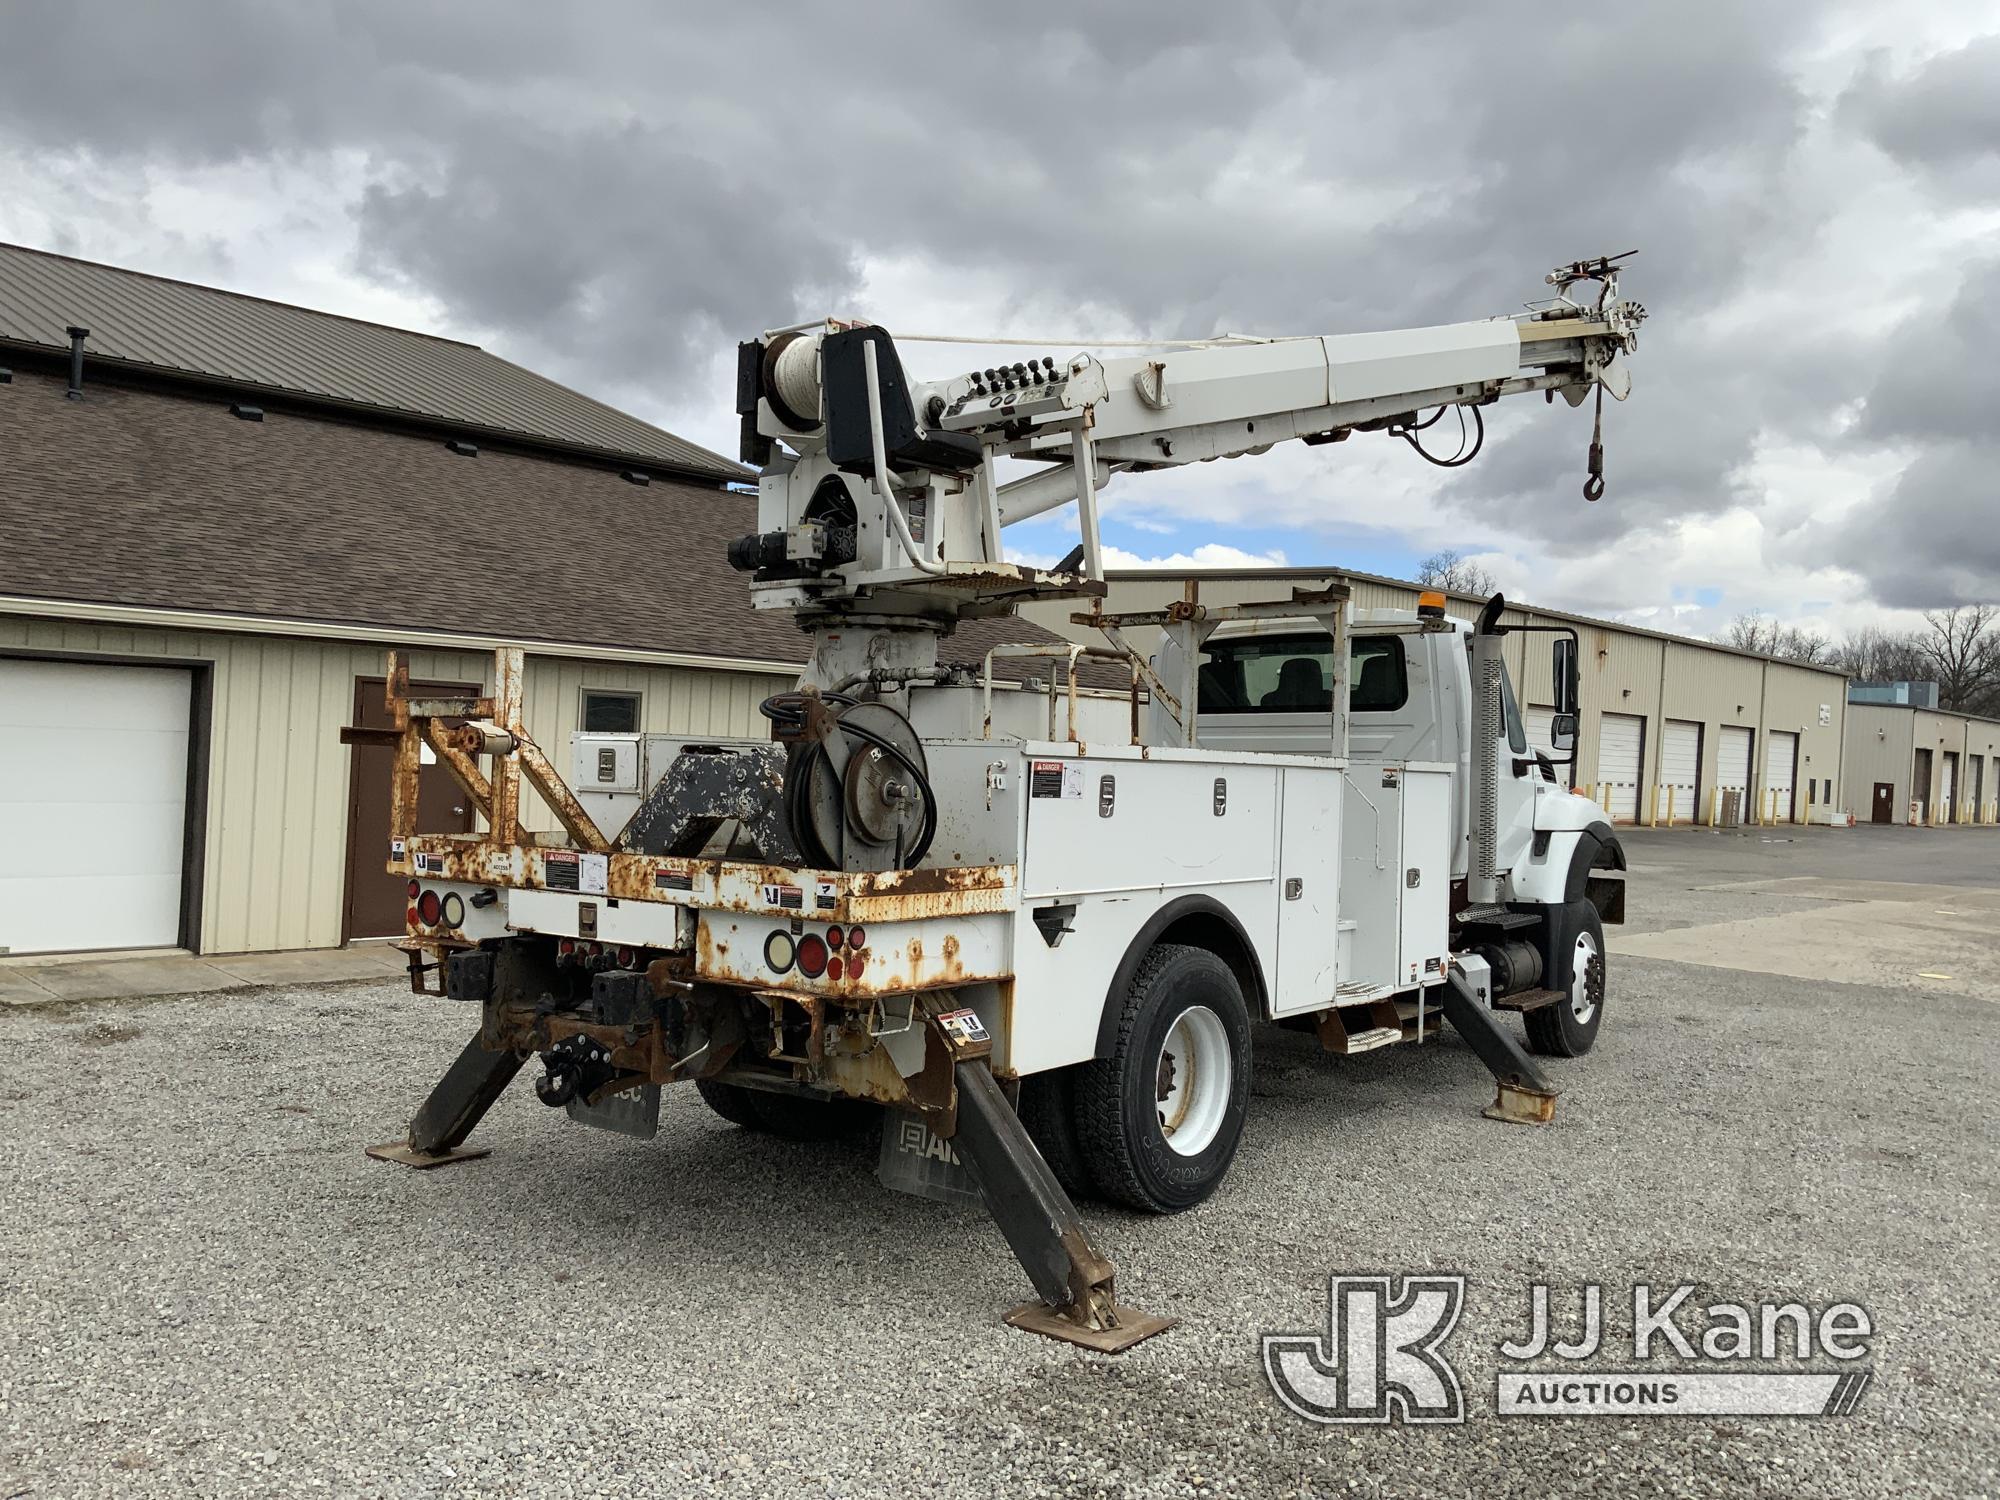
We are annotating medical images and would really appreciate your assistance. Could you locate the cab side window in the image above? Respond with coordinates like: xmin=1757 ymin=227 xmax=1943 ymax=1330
xmin=1196 ymin=634 xmax=1407 ymax=714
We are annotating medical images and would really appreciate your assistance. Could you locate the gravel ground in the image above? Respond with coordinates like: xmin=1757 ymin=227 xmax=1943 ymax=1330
xmin=3 ymin=836 xmax=1995 ymax=1498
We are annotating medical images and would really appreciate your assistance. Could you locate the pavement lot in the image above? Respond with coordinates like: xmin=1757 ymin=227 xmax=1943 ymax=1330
xmin=2 ymin=825 xmax=1994 ymax=1498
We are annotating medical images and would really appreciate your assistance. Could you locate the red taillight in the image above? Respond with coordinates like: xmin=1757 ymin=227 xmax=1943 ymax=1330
xmin=417 ymin=889 xmax=442 ymax=926
xmin=616 ymin=945 xmax=636 ymax=968
xmin=826 ymin=954 xmax=844 ymax=982
xmin=847 ymin=925 xmax=866 ymax=949
xmin=847 ymin=952 xmax=866 ymax=980
xmin=557 ymin=938 xmax=576 ymax=957
xmin=406 ymin=905 xmax=419 ymax=926
xmin=796 ymin=933 xmax=828 ymax=979
xmin=406 ymin=879 xmax=421 ymax=899
xmin=826 ymin=925 xmax=845 ymax=949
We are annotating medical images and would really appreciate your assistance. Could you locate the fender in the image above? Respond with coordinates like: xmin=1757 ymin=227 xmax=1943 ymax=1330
xmin=1093 ymin=894 xmax=1269 ymax=1058
xmin=1564 ymin=822 xmax=1626 ymax=901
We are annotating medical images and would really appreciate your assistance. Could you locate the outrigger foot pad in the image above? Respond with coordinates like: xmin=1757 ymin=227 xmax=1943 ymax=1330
xmin=1004 ymin=1299 xmax=1176 ymax=1353
xmin=364 ymin=1141 xmax=491 ymax=1169
xmin=1481 ymin=1082 xmax=1559 ymax=1127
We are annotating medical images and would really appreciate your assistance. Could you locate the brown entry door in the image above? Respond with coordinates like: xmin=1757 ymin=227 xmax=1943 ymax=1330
xmin=1871 ymin=783 xmax=1895 ymax=824
xmin=343 ymin=676 xmax=477 ymax=940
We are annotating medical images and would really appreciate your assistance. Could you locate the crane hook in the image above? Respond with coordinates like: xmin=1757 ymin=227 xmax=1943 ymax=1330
xmin=1582 ymin=381 xmax=1606 ymax=502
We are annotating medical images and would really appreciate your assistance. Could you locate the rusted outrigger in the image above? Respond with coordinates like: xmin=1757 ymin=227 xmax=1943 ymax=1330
xmin=344 ymin=647 xmax=1173 ymax=1351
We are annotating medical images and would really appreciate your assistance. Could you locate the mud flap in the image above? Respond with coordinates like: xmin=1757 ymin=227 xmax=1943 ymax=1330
xmin=567 ymin=1083 xmax=661 ymax=1139
xmin=876 ymin=1109 xmax=982 ymax=1206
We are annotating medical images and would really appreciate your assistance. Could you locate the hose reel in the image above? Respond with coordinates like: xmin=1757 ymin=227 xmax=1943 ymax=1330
xmin=761 ymin=692 xmax=937 ymax=872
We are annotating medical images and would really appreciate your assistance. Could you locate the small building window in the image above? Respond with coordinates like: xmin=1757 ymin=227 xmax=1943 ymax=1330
xmin=581 ymin=689 xmax=641 ymax=733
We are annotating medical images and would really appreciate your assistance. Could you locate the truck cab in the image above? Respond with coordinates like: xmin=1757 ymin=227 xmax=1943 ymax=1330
xmin=1177 ymin=607 xmax=1619 ymax=901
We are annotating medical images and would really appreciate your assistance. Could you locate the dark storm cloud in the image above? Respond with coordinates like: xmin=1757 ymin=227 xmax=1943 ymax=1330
xmin=2 ymin=3 xmax=1995 ymax=610
xmin=1840 ymin=35 xmax=2000 ymax=172
xmin=1831 ymin=256 xmax=2000 ymax=606
xmin=1833 ymin=445 xmax=2000 ymax=607
xmin=1856 ymin=257 xmax=2000 ymax=446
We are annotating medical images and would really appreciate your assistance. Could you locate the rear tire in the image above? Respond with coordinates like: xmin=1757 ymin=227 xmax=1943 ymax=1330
xmin=1075 ymin=943 xmax=1250 ymax=1214
xmin=695 ymin=1078 xmax=764 ymax=1128
xmin=746 ymin=1087 xmax=878 ymax=1141
xmin=1017 ymin=1065 xmax=1094 ymax=1201
xmin=1525 ymin=900 xmax=1605 ymax=1058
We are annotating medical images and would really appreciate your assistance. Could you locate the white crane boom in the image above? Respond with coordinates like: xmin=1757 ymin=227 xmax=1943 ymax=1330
xmin=727 ymin=255 xmax=1644 ymax=686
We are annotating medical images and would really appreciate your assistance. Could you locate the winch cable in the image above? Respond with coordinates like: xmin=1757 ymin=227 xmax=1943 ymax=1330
xmin=759 ymin=692 xmax=939 ymax=868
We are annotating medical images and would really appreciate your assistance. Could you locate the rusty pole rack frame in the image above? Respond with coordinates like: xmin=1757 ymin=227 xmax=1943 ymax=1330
xmin=341 ymin=645 xmax=613 ymax=861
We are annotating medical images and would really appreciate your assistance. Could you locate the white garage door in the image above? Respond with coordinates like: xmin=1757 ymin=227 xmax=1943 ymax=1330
xmin=1765 ymin=729 xmax=1798 ymax=823
xmin=1939 ymin=754 xmax=1957 ymax=824
xmin=0 ymin=659 xmax=192 ymax=954
xmin=1717 ymin=725 xmax=1753 ymax=821
xmin=1660 ymin=719 xmax=1700 ymax=824
xmin=1597 ymin=712 xmax=1644 ymax=823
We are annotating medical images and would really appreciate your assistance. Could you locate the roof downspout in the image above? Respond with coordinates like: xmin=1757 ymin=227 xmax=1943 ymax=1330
xmin=64 ymin=326 xmax=89 ymax=400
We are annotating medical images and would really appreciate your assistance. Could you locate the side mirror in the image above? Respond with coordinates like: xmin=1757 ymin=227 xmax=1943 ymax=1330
xmin=1551 ymin=712 xmax=1578 ymax=752
xmin=1552 ymin=637 xmax=1578 ymax=716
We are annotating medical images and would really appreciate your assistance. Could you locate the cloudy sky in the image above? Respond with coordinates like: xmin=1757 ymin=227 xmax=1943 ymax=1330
xmin=3 ymin=2 xmax=1995 ymax=642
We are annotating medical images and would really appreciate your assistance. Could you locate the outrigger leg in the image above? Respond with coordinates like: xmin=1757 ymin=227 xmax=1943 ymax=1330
xmin=950 ymin=1058 xmax=1174 ymax=1352
xmin=365 ymin=1033 xmax=526 ymax=1168
xmin=1438 ymin=972 xmax=1560 ymax=1125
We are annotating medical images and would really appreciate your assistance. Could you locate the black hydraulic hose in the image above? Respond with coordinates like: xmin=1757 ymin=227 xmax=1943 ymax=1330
xmin=1395 ymin=403 xmax=1484 ymax=467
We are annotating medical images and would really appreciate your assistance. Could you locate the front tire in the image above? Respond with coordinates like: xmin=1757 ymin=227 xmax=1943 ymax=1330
xmin=1075 ymin=943 xmax=1251 ymax=1213
xmin=1525 ymin=900 xmax=1606 ymax=1058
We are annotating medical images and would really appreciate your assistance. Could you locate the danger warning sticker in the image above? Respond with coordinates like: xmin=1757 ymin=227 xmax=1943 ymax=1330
xmin=1030 ymin=760 xmax=1085 ymax=800
xmin=761 ymin=882 xmax=804 ymax=910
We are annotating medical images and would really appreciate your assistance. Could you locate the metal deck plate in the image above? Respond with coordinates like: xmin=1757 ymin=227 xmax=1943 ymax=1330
xmin=365 ymin=1141 xmax=492 ymax=1169
xmin=1004 ymin=1300 xmax=1177 ymax=1353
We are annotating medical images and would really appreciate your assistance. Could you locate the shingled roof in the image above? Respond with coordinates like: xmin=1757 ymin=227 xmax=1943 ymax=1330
xmin=0 ymin=366 xmax=1095 ymax=679
xmin=0 ymin=242 xmax=744 ymax=485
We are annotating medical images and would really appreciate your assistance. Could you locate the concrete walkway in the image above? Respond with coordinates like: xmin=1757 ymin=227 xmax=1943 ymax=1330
xmin=0 ymin=943 xmax=408 ymax=1006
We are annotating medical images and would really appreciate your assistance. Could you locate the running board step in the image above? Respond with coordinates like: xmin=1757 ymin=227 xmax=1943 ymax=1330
xmin=1492 ymin=987 xmax=1563 ymax=1012
xmin=1455 ymin=904 xmax=1541 ymax=931
xmin=1317 ymin=999 xmax=1405 ymax=1055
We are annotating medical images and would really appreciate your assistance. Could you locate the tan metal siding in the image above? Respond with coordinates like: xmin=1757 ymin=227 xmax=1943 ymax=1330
xmin=1759 ymin=665 xmax=1846 ymax=819
xmin=1840 ymin=704 xmax=1914 ymax=821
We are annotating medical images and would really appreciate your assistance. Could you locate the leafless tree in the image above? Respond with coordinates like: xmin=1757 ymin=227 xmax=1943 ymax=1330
xmin=1414 ymin=549 xmax=1495 ymax=596
xmin=1915 ymin=605 xmax=2000 ymax=715
xmin=1832 ymin=626 xmax=1928 ymax=685
xmin=1715 ymin=612 xmax=1832 ymax=664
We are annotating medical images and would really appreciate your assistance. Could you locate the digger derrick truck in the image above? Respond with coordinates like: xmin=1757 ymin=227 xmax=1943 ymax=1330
xmin=355 ymin=256 xmax=1644 ymax=1350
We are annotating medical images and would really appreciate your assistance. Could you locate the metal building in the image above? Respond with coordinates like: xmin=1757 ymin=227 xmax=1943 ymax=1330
xmin=1842 ymin=699 xmax=2000 ymax=826
xmin=0 ymin=244 xmax=1064 ymax=958
xmin=1024 ymin=566 xmax=1851 ymax=828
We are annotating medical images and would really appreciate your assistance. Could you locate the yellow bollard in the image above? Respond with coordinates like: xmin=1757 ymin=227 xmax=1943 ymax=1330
xmin=1710 ymin=786 xmax=1721 ymax=827
xmin=1666 ymin=784 xmax=1677 ymax=826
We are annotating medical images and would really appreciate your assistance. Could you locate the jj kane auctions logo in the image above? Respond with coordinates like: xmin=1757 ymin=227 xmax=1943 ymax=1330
xmin=1263 ymin=1276 xmax=1874 ymax=1423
